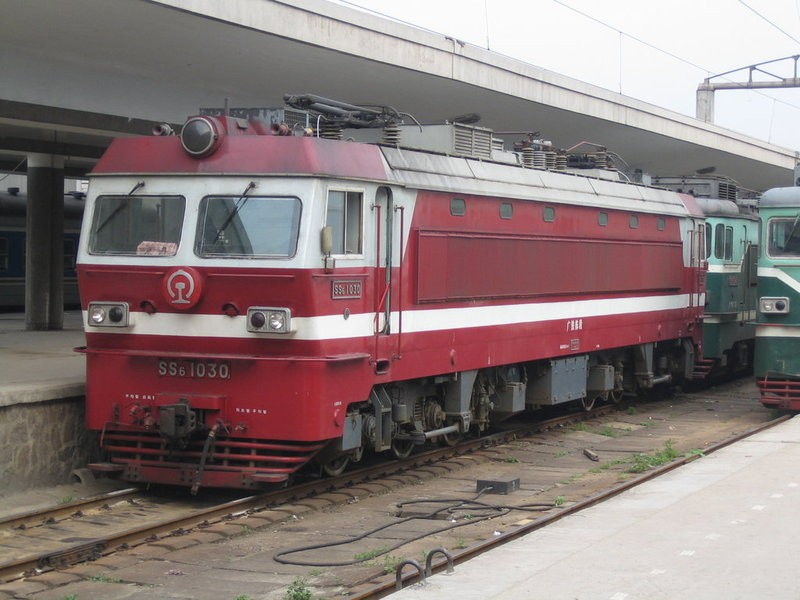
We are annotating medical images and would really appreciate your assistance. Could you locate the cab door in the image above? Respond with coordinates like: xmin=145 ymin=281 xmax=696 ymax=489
xmin=691 ymin=219 xmax=707 ymax=308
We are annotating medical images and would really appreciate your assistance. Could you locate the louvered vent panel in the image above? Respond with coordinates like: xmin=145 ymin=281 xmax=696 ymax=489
xmin=453 ymin=124 xmax=493 ymax=159
xmin=717 ymin=182 xmax=738 ymax=201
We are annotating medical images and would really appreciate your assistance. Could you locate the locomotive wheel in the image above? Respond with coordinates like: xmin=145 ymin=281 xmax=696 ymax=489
xmin=349 ymin=446 xmax=364 ymax=463
xmin=322 ymin=455 xmax=350 ymax=477
xmin=580 ymin=396 xmax=596 ymax=411
xmin=438 ymin=431 xmax=462 ymax=447
xmin=390 ymin=438 xmax=414 ymax=459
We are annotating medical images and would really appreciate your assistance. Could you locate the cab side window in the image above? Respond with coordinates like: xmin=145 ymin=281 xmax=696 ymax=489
xmin=326 ymin=190 xmax=363 ymax=255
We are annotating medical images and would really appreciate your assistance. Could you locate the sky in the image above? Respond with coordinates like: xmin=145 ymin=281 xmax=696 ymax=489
xmin=334 ymin=0 xmax=800 ymax=150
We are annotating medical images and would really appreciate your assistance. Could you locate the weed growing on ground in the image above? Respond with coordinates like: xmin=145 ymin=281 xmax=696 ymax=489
xmin=381 ymin=555 xmax=402 ymax=574
xmin=594 ymin=457 xmax=630 ymax=472
xmin=354 ymin=547 xmax=389 ymax=562
xmin=597 ymin=425 xmax=620 ymax=438
xmin=285 ymin=577 xmax=312 ymax=600
xmin=626 ymin=439 xmax=680 ymax=473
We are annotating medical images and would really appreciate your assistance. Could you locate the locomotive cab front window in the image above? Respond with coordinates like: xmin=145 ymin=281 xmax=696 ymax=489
xmin=326 ymin=190 xmax=363 ymax=255
xmin=196 ymin=195 xmax=301 ymax=258
xmin=89 ymin=195 xmax=185 ymax=256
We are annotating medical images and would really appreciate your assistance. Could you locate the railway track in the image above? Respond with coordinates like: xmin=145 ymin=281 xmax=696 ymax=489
xmin=352 ymin=413 xmax=791 ymax=598
xmin=0 ymin=381 xmax=776 ymax=599
xmin=0 ymin=403 xmax=614 ymax=585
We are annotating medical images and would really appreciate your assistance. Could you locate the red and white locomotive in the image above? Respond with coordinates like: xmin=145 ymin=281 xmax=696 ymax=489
xmin=78 ymin=95 xmax=706 ymax=491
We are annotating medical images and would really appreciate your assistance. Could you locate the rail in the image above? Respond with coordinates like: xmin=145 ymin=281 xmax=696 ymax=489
xmin=347 ymin=413 xmax=791 ymax=598
xmin=0 ymin=404 xmax=616 ymax=584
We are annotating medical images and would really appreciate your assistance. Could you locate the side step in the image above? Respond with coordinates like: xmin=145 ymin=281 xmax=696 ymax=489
xmin=692 ymin=358 xmax=716 ymax=379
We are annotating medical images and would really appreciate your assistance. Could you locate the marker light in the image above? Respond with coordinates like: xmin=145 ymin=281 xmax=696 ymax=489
xmin=759 ymin=297 xmax=790 ymax=314
xmin=87 ymin=302 xmax=130 ymax=327
xmin=250 ymin=311 xmax=266 ymax=329
xmin=247 ymin=307 xmax=292 ymax=334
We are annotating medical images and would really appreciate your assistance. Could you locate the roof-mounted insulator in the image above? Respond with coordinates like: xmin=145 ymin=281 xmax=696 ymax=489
xmin=382 ymin=123 xmax=401 ymax=145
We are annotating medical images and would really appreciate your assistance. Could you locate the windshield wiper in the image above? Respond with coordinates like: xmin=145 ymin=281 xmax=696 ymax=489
xmin=211 ymin=181 xmax=257 ymax=244
xmin=783 ymin=214 xmax=800 ymax=252
xmin=96 ymin=181 xmax=145 ymax=234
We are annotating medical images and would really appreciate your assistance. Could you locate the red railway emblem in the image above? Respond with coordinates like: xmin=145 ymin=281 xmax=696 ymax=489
xmin=162 ymin=267 xmax=203 ymax=309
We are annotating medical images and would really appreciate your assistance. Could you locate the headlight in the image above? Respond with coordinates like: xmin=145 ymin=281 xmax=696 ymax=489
xmin=759 ymin=297 xmax=790 ymax=314
xmin=247 ymin=307 xmax=292 ymax=334
xmin=89 ymin=306 xmax=106 ymax=324
xmin=180 ymin=116 xmax=221 ymax=157
xmin=87 ymin=302 xmax=130 ymax=327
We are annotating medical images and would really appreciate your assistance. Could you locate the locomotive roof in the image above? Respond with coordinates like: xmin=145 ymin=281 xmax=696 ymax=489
xmin=91 ymin=119 xmax=697 ymax=218
xmin=379 ymin=145 xmax=694 ymax=217
xmin=760 ymin=186 xmax=800 ymax=207
xmin=691 ymin=197 xmax=758 ymax=219
xmin=91 ymin=135 xmax=387 ymax=181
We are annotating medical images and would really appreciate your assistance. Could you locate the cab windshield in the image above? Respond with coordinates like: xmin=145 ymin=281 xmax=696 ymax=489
xmin=195 ymin=195 xmax=301 ymax=258
xmin=89 ymin=195 xmax=185 ymax=256
xmin=768 ymin=216 xmax=800 ymax=257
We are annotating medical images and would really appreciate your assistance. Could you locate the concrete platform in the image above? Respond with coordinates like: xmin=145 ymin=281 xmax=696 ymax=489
xmin=0 ymin=311 xmax=91 ymax=495
xmin=393 ymin=415 xmax=800 ymax=600
xmin=0 ymin=311 xmax=85 ymax=407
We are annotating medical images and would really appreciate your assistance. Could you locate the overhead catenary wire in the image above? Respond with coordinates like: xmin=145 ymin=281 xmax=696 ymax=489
xmin=339 ymin=0 xmax=800 ymax=119
xmin=737 ymin=0 xmax=800 ymax=46
xmin=550 ymin=0 xmax=800 ymax=115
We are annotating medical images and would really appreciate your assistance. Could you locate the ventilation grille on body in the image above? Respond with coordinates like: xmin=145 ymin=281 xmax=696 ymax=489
xmin=651 ymin=176 xmax=738 ymax=201
xmin=453 ymin=123 xmax=493 ymax=159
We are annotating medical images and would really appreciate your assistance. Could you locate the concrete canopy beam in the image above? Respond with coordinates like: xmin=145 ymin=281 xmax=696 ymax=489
xmin=0 ymin=0 xmax=795 ymax=190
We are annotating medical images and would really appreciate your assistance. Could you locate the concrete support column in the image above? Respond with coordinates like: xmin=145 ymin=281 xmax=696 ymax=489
xmin=696 ymin=85 xmax=714 ymax=123
xmin=25 ymin=153 xmax=65 ymax=331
